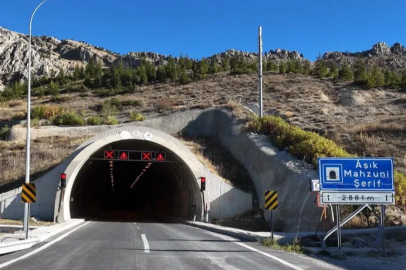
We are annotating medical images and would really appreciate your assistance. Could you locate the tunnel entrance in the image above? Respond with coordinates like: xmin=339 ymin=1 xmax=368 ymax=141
xmin=69 ymin=139 xmax=198 ymax=221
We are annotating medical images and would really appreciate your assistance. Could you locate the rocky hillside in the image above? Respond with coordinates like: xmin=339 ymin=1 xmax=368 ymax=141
xmin=322 ymin=42 xmax=406 ymax=70
xmin=0 ymin=26 xmax=306 ymax=91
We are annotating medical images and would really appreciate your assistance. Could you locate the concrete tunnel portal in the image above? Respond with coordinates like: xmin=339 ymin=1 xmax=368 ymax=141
xmin=59 ymin=129 xmax=206 ymax=223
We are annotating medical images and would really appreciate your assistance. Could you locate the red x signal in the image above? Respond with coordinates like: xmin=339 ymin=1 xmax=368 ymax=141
xmin=142 ymin=152 xmax=151 ymax=160
xmin=105 ymin=150 xmax=114 ymax=159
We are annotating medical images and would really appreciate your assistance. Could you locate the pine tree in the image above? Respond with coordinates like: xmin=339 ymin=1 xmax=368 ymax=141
xmin=198 ymin=58 xmax=210 ymax=77
xmin=266 ymin=60 xmax=278 ymax=72
xmin=58 ymin=67 xmax=67 ymax=85
xmin=48 ymin=80 xmax=60 ymax=97
xmin=79 ymin=66 xmax=86 ymax=79
xmin=156 ymin=66 xmax=167 ymax=82
xmin=329 ymin=63 xmax=339 ymax=79
xmin=209 ymin=60 xmax=219 ymax=74
xmin=262 ymin=59 xmax=268 ymax=72
xmin=313 ymin=54 xmax=328 ymax=78
xmin=279 ymin=61 xmax=287 ymax=74
xmin=338 ymin=63 xmax=354 ymax=81
xmin=73 ymin=65 xmax=80 ymax=81
xmin=138 ymin=65 xmax=148 ymax=85
xmin=401 ymin=70 xmax=406 ymax=89
xmin=179 ymin=70 xmax=191 ymax=85
xmin=221 ymin=55 xmax=230 ymax=71
xmin=353 ymin=59 xmax=368 ymax=85
xmin=384 ymin=70 xmax=401 ymax=88
xmin=286 ymin=59 xmax=295 ymax=73
xmin=303 ymin=60 xmax=312 ymax=75
xmin=367 ymin=65 xmax=385 ymax=88
xmin=165 ymin=56 xmax=178 ymax=81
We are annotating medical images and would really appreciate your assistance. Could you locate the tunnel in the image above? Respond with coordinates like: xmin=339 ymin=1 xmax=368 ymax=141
xmin=67 ymin=139 xmax=201 ymax=221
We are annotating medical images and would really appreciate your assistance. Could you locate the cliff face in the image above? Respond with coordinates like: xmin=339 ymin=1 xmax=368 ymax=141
xmin=322 ymin=42 xmax=406 ymax=70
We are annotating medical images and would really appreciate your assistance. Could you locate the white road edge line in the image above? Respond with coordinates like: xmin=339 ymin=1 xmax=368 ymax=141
xmin=0 ymin=221 xmax=91 ymax=269
xmin=141 ymin=234 xmax=150 ymax=253
xmin=236 ymin=242 xmax=304 ymax=270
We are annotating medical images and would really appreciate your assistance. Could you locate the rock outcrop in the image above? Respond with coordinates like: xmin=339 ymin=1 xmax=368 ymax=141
xmin=322 ymin=42 xmax=406 ymax=70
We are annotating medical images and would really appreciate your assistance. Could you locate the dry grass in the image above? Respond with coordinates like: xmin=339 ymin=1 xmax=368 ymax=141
xmin=178 ymin=136 xmax=255 ymax=194
xmin=1 ymin=72 xmax=405 ymax=174
xmin=0 ymin=218 xmax=55 ymax=226
xmin=0 ymin=136 xmax=91 ymax=186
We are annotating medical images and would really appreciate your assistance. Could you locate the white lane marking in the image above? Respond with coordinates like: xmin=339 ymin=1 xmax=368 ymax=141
xmin=134 ymin=223 xmax=137 ymax=225
xmin=196 ymin=227 xmax=304 ymax=270
xmin=236 ymin=242 xmax=304 ymax=270
xmin=137 ymin=226 xmax=140 ymax=230
xmin=0 ymin=221 xmax=91 ymax=269
xmin=141 ymin=234 xmax=150 ymax=253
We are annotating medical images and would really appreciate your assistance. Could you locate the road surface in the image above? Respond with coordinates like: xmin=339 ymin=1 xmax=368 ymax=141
xmin=0 ymin=215 xmax=339 ymax=270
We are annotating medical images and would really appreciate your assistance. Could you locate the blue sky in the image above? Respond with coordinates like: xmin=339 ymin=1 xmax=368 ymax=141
xmin=1 ymin=0 xmax=405 ymax=61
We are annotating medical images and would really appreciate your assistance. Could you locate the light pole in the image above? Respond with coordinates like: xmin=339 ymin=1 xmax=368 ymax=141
xmin=24 ymin=0 xmax=50 ymax=240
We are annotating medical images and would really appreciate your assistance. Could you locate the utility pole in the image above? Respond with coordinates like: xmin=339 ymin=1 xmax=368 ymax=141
xmin=258 ymin=26 xmax=263 ymax=117
xmin=24 ymin=0 xmax=51 ymax=239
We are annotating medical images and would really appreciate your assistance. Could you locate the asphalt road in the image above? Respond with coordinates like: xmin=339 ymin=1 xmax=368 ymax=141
xmin=0 ymin=215 xmax=340 ymax=270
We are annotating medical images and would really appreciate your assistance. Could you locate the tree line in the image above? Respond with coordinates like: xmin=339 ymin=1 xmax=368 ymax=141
xmin=2 ymin=53 xmax=406 ymax=102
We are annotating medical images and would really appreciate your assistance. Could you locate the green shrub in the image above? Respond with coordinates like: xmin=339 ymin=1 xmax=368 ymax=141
xmin=104 ymin=116 xmax=119 ymax=125
xmin=129 ymin=112 xmax=146 ymax=121
xmin=121 ymin=100 xmax=143 ymax=107
xmin=247 ymin=115 xmax=406 ymax=206
xmin=31 ymin=105 xmax=64 ymax=119
xmin=51 ymin=112 xmax=85 ymax=126
xmin=0 ymin=125 xmax=10 ymax=140
xmin=86 ymin=116 xmax=103 ymax=125
xmin=12 ymin=112 xmax=27 ymax=120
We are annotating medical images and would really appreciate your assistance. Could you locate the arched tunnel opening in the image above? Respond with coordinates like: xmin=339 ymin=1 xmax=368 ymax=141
xmin=69 ymin=140 xmax=201 ymax=221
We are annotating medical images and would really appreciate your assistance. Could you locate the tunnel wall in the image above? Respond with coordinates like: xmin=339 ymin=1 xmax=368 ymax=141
xmin=183 ymin=109 xmax=321 ymax=233
xmin=0 ymin=123 xmax=252 ymax=222
xmin=2 ymin=108 xmax=321 ymax=233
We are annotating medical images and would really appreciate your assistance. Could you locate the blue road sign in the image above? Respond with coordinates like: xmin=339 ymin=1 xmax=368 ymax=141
xmin=318 ymin=158 xmax=394 ymax=192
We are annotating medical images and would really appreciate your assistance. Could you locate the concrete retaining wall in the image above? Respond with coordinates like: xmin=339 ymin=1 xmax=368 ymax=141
xmin=182 ymin=109 xmax=321 ymax=233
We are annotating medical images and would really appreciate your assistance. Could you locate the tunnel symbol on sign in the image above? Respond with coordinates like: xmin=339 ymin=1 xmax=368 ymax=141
xmin=326 ymin=167 xmax=340 ymax=181
xmin=105 ymin=150 xmax=114 ymax=159
xmin=119 ymin=151 xmax=128 ymax=160
xmin=142 ymin=152 xmax=151 ymax=160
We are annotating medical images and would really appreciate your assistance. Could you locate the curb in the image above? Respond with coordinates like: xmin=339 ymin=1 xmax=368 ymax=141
xmin=0 ymin=219 xmax=85 ymax=255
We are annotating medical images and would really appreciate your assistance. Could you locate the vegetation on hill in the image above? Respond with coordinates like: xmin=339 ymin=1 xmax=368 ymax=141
xmin=247 ymin=115 xmax=406 ymax=207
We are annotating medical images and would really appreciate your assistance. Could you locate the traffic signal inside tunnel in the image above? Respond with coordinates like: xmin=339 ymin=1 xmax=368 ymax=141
xmin=69 ymin=140 xmax=200 ymax=221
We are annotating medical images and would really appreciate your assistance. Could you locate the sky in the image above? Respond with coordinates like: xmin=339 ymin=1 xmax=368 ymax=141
xmin=1 ymin=0 xmax=406 ymax=61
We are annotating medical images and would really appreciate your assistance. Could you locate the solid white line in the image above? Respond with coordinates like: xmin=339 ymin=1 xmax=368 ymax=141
xmin=141 ymin=234 xmax=150 ymax=253
xmin=236 ymin=242 xmax=304 ymax=270
xmin=0 ymin=221 xmax=91 ymax=269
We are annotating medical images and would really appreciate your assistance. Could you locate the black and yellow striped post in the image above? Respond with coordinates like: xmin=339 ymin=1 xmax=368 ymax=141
xmin=21 ymin=183 xmax=36 ymax=203
xmin=265 ymin=190 xmax=278 ymax=239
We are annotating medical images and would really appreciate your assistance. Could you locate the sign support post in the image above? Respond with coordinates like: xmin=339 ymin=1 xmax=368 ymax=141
xmin=336 ymin=205 xmax=341 ymax=257
xmin=270 ymin=210 xmax=274 ymax=240
xmin=380 ymin=205 xmax=386 ymax=257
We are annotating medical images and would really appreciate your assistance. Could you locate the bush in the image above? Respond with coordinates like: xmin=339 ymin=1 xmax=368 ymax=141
xmin=86 ymin=116 xmax=103 ymax=125
xmin=31 ymin=105 xmax=64 ymax=119
xmin=121 ymin=100 xmax=143 ymax=107
xmin=247 ymin=115 xmax=406 ymax=206
xmin=129 ymin=112 xmax=146 ymax=121
xmin=47 ymin=81 xmax=60 ymax=97
xmin=12 ymin=112 xmax=27 ymax=120
xmin=51 ymin=112 xmax=85 ymax=126
xmin=366 ymin=65 xmax=385 ymax=88
xmin=104 ymin=116 xmax=119 ymax=125
xmin=338 ymin=64 xmax=354 ymax=81
xmin=0 ymin=125 xmax=10 ymax=140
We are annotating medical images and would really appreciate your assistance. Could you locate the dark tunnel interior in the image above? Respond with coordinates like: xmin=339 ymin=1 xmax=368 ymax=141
xmin=69 ymin=140 xmax=200 ymax=221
